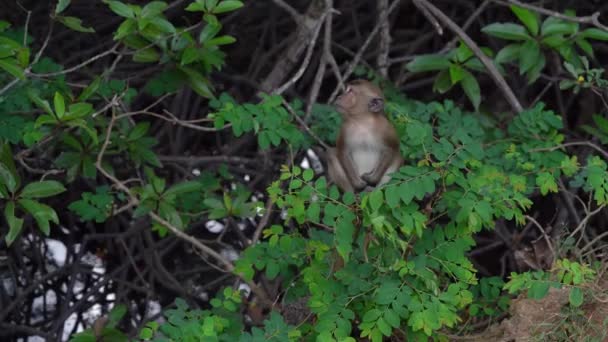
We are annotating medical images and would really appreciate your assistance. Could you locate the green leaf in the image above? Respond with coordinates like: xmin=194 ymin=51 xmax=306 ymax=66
xmin=368 ymin=190 xmax=384 ymax=212
xmin=180 ymin=66 xmax=215 ymax=98
xmin=56 ymin=16 xmax=95 ymax=33
xmin=55 ymin=0 xmax=71 ymax=14
xmin=0 ymin=57 xmax=25 ymax=79
xmin=164 ymin=181 xmax=203 ymax=196
xmin=536 ymin=172 xmax=557 ymax=195
xmin=65 ymin=103 xmax=94 ymax=120
xmin=27 ymin=89 xmax=54 ymax=115
xmin=303 ymin=168 xmax=314 ymax=182
xmin=510 ymin=5 xmax=539 ymax=35
xmin=18 ymin=199 xmax=59 ymax=235
xmin=495 ymin=44 xmax=521 ymax=64
xmin=16 ymin=48 xmax=30 ymax=67
xmin=460 ymin=70 xmax=481 ymax=110
xmin=142 ymin=1 xmax=168 ymax=17
xmin=575 ymin=37 xmax=594 ymax=57
xmin=362 ymin=309 xmax=382 ymax=322
xmin=581 ymin=28 xmax=608 ymax=41
xmin=528 ymin=281 xmax=550 ymax=299
xmin=199 ymin=20 xmax=222 ymax=43
xmin=335 ymin=215 xmax=355 ymax=262
xmin=78 ymin=77 xmax=101 ymax=101
xmin=0 ymin=144 xmax=20 ymax=191
xmin=185 ymin=2 xmax=205 ymax=12
xmin=133 ymin=47 xmax=160 ymax=63
xmin=206 ymin=35 xmax=237 ymax=46
xmin=406 ymin=55 xmax=451 ymax=72
xmin=4 ymin=202 xmax=24 ymax=245
xmin=482 ymin=23 xmax=531 ymax=40
xmin=526 ymin=53 xmax=545 ymax=84
xmin=541 ymin=18 xmax=576 ymax=36
xmin=569 ymin=287 xmax=583 ymax=307
xmin=106 ymin=1 xmax=135 ymax=18
xmin=0 ymin=162 xmax=17 ymax=193
xmin=519 ymin=39 xmax=540 ymax=74
xmin=449 ymin=64 xmax=465 ymax=84
xmin=20 ymin=180 xmax=66 ymax=199
xmin=212 ymin=0 xmax=244 ymax=14
xmin=68 ymin=187 xmax=114 ymax=223
xmin=432 ymin=70 xmax=453 ymax=93
xmin=67 ymin=119 xmax=98 ymax=145
xmin=54 ymin=92 xmax=66 ymax=119
xmin=128 ymin=122 xmax=150 ymax=141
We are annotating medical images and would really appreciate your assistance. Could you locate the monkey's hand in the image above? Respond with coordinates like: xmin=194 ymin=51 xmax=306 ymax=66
xmin=361 ymin=172 xmax=380 ymax=186
xmin=352 ymin=177 xmax=368 ymax=192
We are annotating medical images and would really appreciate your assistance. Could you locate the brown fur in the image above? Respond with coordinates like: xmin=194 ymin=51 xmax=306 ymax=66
xmin=327 ymin=79 xmax=403 ymax=192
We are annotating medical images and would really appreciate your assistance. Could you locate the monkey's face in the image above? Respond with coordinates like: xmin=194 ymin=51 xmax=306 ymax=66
xmin=335 ymin=81 xmax=385 ymax=116
xmin=335 ymin=85 xmax=358 ymax=115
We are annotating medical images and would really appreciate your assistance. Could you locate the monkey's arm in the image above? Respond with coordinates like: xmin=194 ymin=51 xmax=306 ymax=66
xmin=361 ymin=148 xmax=393 ymax=186
xmin=339 ymin=151 xmax=367 ymax=191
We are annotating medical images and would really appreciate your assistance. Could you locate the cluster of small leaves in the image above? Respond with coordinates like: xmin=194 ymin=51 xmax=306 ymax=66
xmin=138 ymin=289 xmax=300 ymax=341
xmin=406 ymin=5 xmax=608 ymax=110
xmin=504 ymin=258 xmax=595 ymax=308
xmin=406 ymin=42 xmax=490 ymax=109
xmin=571 ymin=156 xmax=608 ymax=206
xmin=560 ymin=57 xmax=608 ymax=94
xmin=54 ymin=0 xmax=95 ymax=33
xmin=210 ymin=93 xmax=307 ymax=149
xmin=104 ymin=0 xmax=242 ymax=98
xmin=581 ymin=114 xmax=608 ymax=146
xmin=0 ymin=21 xmax=30 ymax=80
xmin=484 ymin=6 xmax=608 ymax=83
xmin=0 ymin=144 xmax=66 ymax=245
xmin=467 ymin=277 xmax=510 ymax=318
xmin=68 ymin=186 xmax=115 ymax=223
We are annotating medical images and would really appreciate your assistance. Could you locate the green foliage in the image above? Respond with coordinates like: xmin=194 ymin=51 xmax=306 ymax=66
xmin=103 ymin=0 xmax=242 ymax=98
xmin=210 ymin=93 xmax=307 ymax=149
xmin=2 ymin=3 xmax=608 ymax=341
xmin=560 ymin=57 xmax=608 ymax=94
xmin=504 ymin=259 xmax=595 ymax=308
xmin=68 ymin=186 xmax=115 ymax=223
xmin=406 ymin=42 xmax=491 ymax=110
xmin=0 ymin=144 xmax=65 ymax=245
xmin=468 ymin=277 xmax=509 ymax=318
xmin=484 ymin=6 xmax=608 ymax=82
xmin=70 ymin=304 xmax=128 ymax=342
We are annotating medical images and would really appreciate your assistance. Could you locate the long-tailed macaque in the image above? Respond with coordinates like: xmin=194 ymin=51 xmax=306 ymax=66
xmin=327 ymin=79 xmax=403 ymax=192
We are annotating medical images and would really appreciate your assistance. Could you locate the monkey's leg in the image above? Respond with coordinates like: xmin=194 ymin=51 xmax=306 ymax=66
xmin=326 ymin=148 xmax=354 ymax=192
xmin=338 ymin=150 xmax=367 ymax=191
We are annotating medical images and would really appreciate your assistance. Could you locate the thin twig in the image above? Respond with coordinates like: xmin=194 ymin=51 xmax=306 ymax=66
xmin=282 ymin=99 xmax=330 ymax=150
xmin=568 ymin=205 xmax=605 ymax=239
xmin=524 ymin=215 xmax=556 ymax=259
xmin=31 ymin=43 xmax=120 ymax=77
xmin=530 ymin=141 xmax=608 ymax=160
xmin=274 ymin=11 xmax=329 ymax=95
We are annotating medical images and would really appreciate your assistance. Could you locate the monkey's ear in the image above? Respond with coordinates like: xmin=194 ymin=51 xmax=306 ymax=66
xmin=368 ymin=98 xmax=384 ymax=113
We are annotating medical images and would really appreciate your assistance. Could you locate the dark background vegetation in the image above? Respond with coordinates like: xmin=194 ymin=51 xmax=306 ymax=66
xmin=2 ymin=0 xmax=608 ymax=340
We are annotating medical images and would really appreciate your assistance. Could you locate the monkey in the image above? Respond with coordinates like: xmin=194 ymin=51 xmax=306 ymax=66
xmin=327 ymin=79 xmax=403 ymax=193
xmin=325 ymin=80 xmax=404 ymax=271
